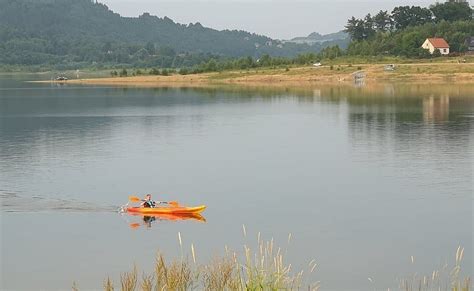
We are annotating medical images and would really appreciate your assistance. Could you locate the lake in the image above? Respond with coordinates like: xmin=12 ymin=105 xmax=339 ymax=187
xmin=1 ymin=75 xmax=472 ymax=290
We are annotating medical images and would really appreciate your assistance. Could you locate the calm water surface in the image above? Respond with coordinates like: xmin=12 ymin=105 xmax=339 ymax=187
xmin=1 ymin=75 xmax=473 ymax=290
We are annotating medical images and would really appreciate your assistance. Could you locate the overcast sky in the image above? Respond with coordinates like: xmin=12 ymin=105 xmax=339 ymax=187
xmin=100 ymin=0 xmax=459 ymax=39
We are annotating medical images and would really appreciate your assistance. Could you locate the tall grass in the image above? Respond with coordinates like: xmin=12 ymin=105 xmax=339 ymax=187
xmin=103 ymin=277 xmax=114 ymax=291
xmin=107 ymin=228 xmax=318 ymax=291
xmin=92 ymin=230 xmax=469 ymax=291
xmin=154 ymin=252 xmax=195 ymax=290
xmin=400 ymin=246 xmax=471 ymax=291
xmin=120 ymin=266 xmax=137 ymax=291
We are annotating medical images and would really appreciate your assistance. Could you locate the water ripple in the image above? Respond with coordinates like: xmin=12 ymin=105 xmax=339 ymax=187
xmin=0 ymin=190 xmax=117 ymax=213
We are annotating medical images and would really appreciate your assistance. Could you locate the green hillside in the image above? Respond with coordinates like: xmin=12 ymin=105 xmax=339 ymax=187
xmin=0 ymin=0 xmax=343 ymax=69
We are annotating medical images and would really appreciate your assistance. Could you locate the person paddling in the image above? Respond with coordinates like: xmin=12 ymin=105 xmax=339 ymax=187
xmin=140 ymin=194 xmax=156 ymax=208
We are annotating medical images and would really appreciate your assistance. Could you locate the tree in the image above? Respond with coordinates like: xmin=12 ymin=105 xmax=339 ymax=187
xmin=149 ymin=68 xmax=160 ymax=75
xmin=392 ymin=6 xmax=433 ymax=30
xmin=374 ymin=10 xmax=392 ymax=32
xmin=430 ymin=2 xmax=472 ymax=22
xmin=320 ymin=45 xmax=343 ymax=59
xmin=259 ymin=54 xmax=272 ymax=66
xmin=145 ymin=41 xmax=156 ymax=55
xmin=119 ymin=68 xmax=128 ymax=77
xmin=205 ymin=59 xmax=218 ymax=71
xmin=345 ymin=17 xmax=367 ymax=41
xmin=133 ymin=48 xmax=149 ymax=61
xmin=363 ymin=14 xmax=376 ymax=39
xmin=345 ymin=14 xmax=377 ymax=41
xmin=158 ymin=46 xmax=176 ymax=57
xmin=102 ymin=42 xmax=112 ymax=53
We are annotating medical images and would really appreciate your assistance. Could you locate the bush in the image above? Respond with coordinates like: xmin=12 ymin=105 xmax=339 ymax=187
xmin=149 ymin=68 xmax=160 ymax=75
xmin=432 ymin=49 xmax=442 ymax=58
xmin=119 ymin=68 xmax=128 ymax=77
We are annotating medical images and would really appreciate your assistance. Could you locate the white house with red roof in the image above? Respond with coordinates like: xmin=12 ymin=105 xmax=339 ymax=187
xmin=422 ymin=38 xmax=450 ymax=55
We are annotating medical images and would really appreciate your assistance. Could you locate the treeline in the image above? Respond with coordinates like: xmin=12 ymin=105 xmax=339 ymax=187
xmin=347 ymin=20 xmax=473 ymax=57
xmin=0 ymin=37 xmax=228 ymax=70
xmin=193 ymin=46 xmax=343 ymax=73
xmin=110 ymin=46 xmax=344 ymax=76
xmin=344 ymin=1 xmax=473 ymax=57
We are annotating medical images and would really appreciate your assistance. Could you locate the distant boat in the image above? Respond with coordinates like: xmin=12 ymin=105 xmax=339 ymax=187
xmin=56 ymin=76 xmax=68 ymax=81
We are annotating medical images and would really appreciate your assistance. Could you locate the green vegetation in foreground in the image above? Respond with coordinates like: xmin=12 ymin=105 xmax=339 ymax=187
xmin=74 ymin=230 xmax=470 ymax=290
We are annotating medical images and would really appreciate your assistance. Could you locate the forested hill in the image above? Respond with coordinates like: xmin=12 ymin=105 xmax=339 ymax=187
xmin=0 ymin=0 xmax=342 ymax=68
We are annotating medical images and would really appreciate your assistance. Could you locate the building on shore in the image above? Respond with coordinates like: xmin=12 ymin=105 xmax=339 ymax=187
xmin=421 ymin=38 xmax=450 ymax=55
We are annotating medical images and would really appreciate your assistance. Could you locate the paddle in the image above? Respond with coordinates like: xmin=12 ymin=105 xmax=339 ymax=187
xmin=128 ymin=196 xmax=179 ymax=207
xmin=128 ymin=196 xmax=141 ymax=203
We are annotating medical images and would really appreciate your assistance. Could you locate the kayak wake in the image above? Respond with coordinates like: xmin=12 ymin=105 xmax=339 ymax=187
xmin=1 ymin=190 xmax=117 ymax=213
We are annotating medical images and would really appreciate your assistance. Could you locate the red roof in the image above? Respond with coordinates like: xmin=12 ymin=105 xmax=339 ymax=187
xmin=428 ymin=38 xmax=449 ymax=48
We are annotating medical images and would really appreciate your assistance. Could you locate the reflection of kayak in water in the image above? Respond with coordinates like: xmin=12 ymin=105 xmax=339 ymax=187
xmin=128 ymin=211 xmax=206 ymax=222
xmin=126 ymin=205 xmax=206 ymax=215
xmin=128 ymin=211 xmax=206 ymax=229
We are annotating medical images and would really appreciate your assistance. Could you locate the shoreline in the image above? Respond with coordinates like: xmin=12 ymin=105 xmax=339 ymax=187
xmin=31 ymin=62 xmax=474 ymax=88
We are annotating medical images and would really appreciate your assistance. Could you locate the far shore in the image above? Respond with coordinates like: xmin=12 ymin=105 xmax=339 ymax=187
xmin=32 ymin=62 xmax=474 ymax=88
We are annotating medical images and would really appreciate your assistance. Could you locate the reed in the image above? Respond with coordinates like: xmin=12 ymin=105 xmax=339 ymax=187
xmin=120 ymin=266 xmax=137 ymax=291
xmin=97 ymin=232 xmax=468 ymax=291
xmin=399 ymin=246 xmax=471 ymax=291
xmin=102 ymin=231 xmax=318 ymax=291
xmin=154 ymin=253 xmax=195 ymax=290
xmin=103 ymin=277 xmax=114 ymax=291
xmin=140 ymin=273 xmax=153 ymax=291
xmin=201 ymin=256 xmax=239 ymax=290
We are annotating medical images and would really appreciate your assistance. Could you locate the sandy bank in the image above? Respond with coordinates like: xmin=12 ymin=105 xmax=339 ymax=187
xmin=34 ymin=63 xmax=474 ymax=88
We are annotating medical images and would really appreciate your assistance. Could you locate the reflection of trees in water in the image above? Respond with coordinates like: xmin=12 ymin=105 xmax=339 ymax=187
xmin=2 ymin=83 xmax=473 ymax=172
xmin=346 ymin=92 xmax=472 ymax=191
xmin=347 ymin=94 xmax=472 ymax=143
xmin=423 ymin=95 xmax=449 ymax=123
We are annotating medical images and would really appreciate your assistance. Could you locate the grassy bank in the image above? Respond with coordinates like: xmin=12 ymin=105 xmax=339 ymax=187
xmin=73 ymin=229 xmax=471 ymax=291
xmin=38 ymin=60 xmax=474 ymax=88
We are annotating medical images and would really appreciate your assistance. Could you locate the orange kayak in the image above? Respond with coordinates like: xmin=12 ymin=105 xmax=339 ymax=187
xmin=126 ymin=205 xmax=206 ymax=215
